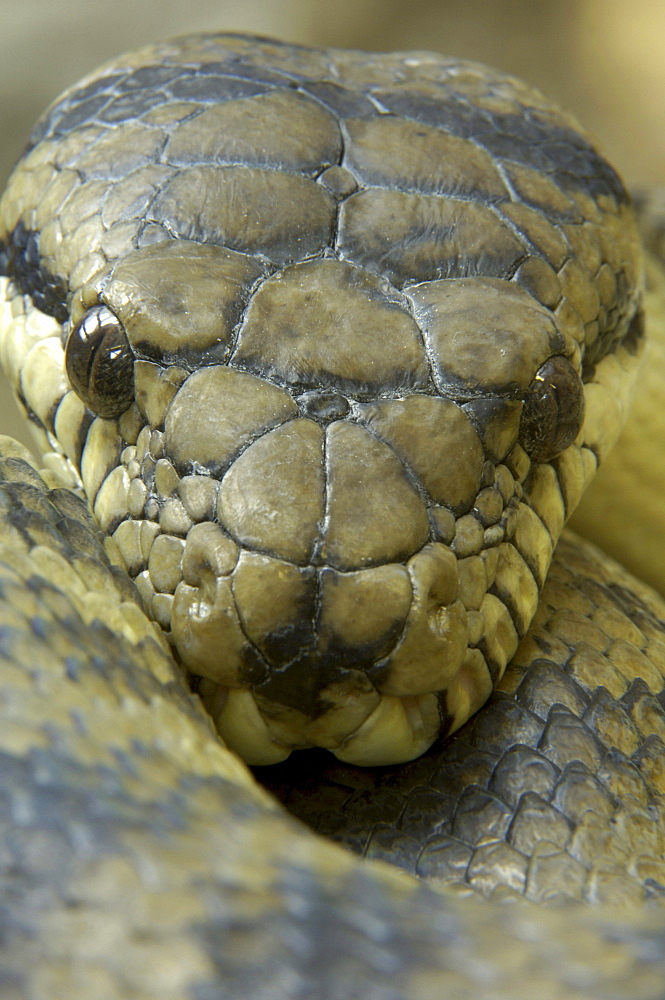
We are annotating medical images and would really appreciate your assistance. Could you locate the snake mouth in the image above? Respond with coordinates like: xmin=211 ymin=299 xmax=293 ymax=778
xmin=166 ymin=527 xmax=483 ymax=766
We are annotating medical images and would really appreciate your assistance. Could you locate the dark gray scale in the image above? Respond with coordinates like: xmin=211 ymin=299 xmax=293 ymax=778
xmin=0 ymin=34 xmax=644 ymax=765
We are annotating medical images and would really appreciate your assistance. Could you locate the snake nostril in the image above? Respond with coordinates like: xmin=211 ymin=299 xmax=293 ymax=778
xmin=296 ymin=389 xmax=350 ymax=423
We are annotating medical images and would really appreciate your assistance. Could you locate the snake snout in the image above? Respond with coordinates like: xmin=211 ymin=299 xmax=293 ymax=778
xmin=155 ymin=376 xmax=497 ymax=765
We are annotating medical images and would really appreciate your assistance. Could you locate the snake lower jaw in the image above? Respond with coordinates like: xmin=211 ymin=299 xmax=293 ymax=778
xmin=199 ymin=682 xmax=445 ymax=767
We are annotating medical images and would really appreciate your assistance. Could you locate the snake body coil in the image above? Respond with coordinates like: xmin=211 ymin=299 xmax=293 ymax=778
xmin=0 ymin=34 xmax=664 ymax=998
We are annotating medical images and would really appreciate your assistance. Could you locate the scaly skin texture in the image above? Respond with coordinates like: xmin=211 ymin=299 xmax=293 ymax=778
xmin=1 ymin=439 xmax=665 ymax=998
xmin=0 ymin=35 xmax=664 ymax=998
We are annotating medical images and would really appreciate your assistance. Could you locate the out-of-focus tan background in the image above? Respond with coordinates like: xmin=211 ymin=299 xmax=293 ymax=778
xmin=1 ymin=0 xmax=663 ymax=451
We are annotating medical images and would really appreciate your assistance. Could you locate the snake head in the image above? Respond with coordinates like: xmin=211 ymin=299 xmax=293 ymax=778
xmin=0 ymin=34 xmax=645 ymax=765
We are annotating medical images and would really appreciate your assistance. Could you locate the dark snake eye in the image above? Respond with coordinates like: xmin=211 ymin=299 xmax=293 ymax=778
xmin=65 ymin=305 xmax=135 ymax=419
xmin=519 ymin=355 xmax=585 ymax=462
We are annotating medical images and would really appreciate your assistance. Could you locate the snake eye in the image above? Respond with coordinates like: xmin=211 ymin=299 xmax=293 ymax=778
xmin=519 ymin=355 xmax=585 ymax=462
xmin=65 ymin=305 xmax=135 ymax=419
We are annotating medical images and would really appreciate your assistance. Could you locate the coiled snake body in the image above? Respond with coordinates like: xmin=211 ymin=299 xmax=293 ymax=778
xmin=1 ymin=34 xmax=665 ymax=998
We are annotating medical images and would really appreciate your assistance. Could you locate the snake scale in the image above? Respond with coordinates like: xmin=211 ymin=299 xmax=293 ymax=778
xmin=1 ymin=33 xmax=665 ymax=998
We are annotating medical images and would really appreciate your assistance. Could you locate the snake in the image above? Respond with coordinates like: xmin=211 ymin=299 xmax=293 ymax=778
xmin=1 ymin=33 xmax=665 ymax=998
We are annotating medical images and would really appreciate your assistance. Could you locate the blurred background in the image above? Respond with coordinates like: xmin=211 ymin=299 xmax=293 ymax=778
xmin=1 ymin=0 xmax=663 ymax=448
